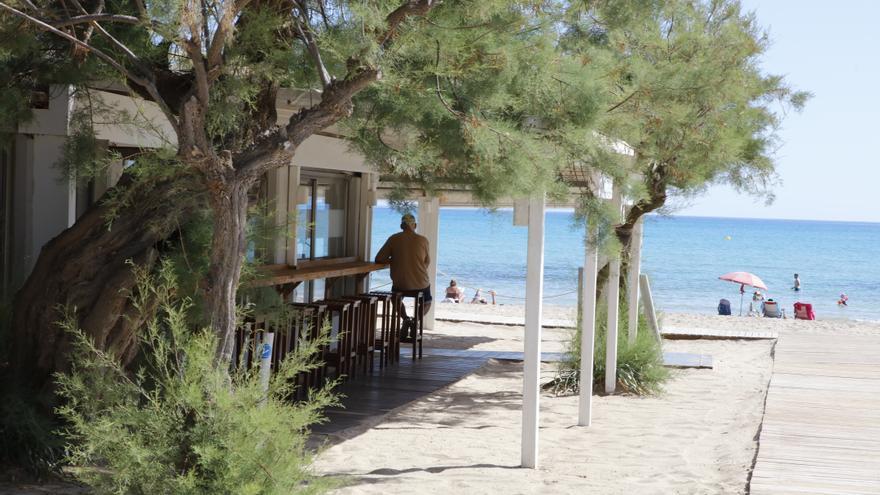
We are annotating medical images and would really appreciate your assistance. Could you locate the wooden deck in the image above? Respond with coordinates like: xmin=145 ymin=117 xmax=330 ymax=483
xmin=311 ymin=349 xmax=487 ymax=444
xmin=750 ymin=333 xmax=880 ymax=494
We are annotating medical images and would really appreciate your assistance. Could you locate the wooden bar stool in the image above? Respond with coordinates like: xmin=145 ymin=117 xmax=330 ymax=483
xmin=367 ymin=291 xmax=394 ymax=368
xmin=291 ymin=302 xmax=328 ymax=391
xmin=342 ymin=294 xmax=378 ymax=373
xmin=320 ymin=300 xmax=357 ymax=380
xmin=376 ymin=291 xmax=404 ymax=363
xmin=392 ymin=289 xmax=425 ymax=360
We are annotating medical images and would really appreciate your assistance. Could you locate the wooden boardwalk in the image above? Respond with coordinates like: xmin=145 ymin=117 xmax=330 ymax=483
xmin=661 ymin=326 xmax=778 ymax=340
xmin=750 ymin=333 xmax=880 ymax=494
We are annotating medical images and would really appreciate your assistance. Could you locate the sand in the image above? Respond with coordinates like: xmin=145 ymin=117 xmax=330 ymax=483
xmin=312 ymin=311 xmax=796 ymax=494
xmin=663 ymin=311 xmax=880 ymax=337
xmin=434 ymin=301 xmax=577 ymax=322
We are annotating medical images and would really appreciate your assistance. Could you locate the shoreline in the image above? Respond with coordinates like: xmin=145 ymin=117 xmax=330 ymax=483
xmin=434 ymin=301 xmax=880 ymax=325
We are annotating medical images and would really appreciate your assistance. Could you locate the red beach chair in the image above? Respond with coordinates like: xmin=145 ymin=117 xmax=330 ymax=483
xmin=793 ymin=302 xmax=815 ymax=320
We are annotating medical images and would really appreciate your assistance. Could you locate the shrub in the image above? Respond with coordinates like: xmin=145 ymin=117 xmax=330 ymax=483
xmin=55 ymin=261 xmax=339 ymax=494
xmin=547 ymin=302 xmax=669 ymax=396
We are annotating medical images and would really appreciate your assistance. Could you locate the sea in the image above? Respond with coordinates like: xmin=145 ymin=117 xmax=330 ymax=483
xmin=369 ymin=207 xmax=880 ymax=322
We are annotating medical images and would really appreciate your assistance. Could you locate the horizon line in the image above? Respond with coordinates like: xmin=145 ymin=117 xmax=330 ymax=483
xmin=373 ymin=204 xmax=880 ymax=225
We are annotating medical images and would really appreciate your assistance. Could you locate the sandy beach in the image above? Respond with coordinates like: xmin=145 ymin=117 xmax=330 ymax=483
xmin=310 ymin=309 xmax=880 ymax=494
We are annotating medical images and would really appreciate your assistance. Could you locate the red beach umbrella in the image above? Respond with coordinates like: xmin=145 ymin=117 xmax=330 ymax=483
xmin=719 ymin=272 xmax=768 ymax=316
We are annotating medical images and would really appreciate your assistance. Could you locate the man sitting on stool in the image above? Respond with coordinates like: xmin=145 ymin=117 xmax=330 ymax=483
xmin=375 ymin=213 xmax=432 ymax=339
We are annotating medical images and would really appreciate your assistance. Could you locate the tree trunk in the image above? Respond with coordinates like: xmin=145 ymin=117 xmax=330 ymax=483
xmin=596 ymin=163 xmax=669 ymax=303
xmin=204 ymin=175 xmax=254 ymax=364
xmin=10 ymin=172 xmax=201 ymax=392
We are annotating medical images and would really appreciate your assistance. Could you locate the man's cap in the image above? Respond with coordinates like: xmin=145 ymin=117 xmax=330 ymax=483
xmin=401 ymin=213 xmax=416 ymax=226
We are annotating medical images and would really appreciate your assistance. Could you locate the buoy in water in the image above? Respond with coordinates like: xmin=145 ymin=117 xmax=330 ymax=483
xmin=724 ymin=235 xmax=732 ymax=241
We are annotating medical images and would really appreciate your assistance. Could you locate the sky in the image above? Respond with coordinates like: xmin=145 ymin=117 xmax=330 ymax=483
xmin=676 ymin=0 xmax=880 ymax=223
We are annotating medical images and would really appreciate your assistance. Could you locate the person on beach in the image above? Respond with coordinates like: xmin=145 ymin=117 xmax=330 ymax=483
xmin=793 ymin=273 xmax=801 ymax=291
xmin=444 ymin=280 xmax=464 ymax=303
xmin=753 ymin=290 xmax=765 ymax=304
xmin=375 ymin=213 xmax=432 ymax=339
xmin=470 ymin=289 xmax=497 ymax=305
xmin=471 ymin=288 xmax=487 ymax=304
xmin=750 ymin=290 xmax=765 ymax=316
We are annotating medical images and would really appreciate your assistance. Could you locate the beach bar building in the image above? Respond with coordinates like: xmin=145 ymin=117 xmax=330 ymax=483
xmin=3 ymin=85 xmax=646 ymax=469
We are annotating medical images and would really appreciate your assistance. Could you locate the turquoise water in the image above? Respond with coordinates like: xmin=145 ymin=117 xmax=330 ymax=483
xmin=370 ymin=208 xmax=880 ymax=321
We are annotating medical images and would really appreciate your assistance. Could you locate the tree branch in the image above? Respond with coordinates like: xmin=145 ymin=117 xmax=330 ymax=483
xmin=177 ymin=0 xmax=211 ymax=106
xmin=379 ymin=0 xmax=437 ymax=48
xmin=294 ymin=0 xmax=332 ymax=88
xmin=0 ymin=0 xmax=180 ymax=136
xmin=606 ymin=89 xmax=639 ymax=113
xmin=51 ymin=13 xmax=140 ymax=27
xmin=132 ymin=0 xmax=147 ymax=18
xmin=234 ymin=0 xmax=441 ymax=178
xmin=0 ymin=2 xmax=141 ymax=87
xmin=206 ymin=0 xmax=250 ymax=71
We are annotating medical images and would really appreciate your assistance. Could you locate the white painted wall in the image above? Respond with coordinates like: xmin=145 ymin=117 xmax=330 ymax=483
xmin=10 ymin=134 xmax=75 ymax=286
xmin=293 ymin=134 xmax=374 ymax=174
xmin=83 ymin=91 xmax=177 ymax=148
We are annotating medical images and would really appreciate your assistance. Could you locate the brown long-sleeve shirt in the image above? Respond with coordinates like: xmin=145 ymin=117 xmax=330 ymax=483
xmin=374 ymin=230 xmax=431 ymax=290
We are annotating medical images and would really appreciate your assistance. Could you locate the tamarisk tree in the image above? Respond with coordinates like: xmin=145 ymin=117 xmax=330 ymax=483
xmin=3 ymin=0 xmax=596 ymax=391
xmin=1 ymin=0 xmax=451 ymax=387
xmin=584 ymin=0 xmax=809 ymax=254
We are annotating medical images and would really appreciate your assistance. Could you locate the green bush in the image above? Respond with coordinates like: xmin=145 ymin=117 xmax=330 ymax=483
xmin=548 ymin=302 xmax=669 ymax=396
xmin=55 ymin=261 xmax=339 ymax=494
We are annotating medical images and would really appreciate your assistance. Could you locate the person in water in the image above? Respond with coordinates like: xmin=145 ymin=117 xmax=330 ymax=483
xmin=838 ymin=293 xmax=849 ymax=306
xmin=793 ymin=273 xmax=801 ymax=291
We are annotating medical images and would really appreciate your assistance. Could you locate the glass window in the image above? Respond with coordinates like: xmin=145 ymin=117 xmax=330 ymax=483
xmin=296 ymin=184 xmax=312 ymax=260
xmin=314 ymin=180 xmax=347 ymax=259
xmin=295 ymin=173 xmax=350 ymax=302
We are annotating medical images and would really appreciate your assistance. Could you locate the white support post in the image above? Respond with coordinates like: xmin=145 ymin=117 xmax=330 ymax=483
xmin=356 ymin=173 xmax=375 ymax=293
xmin=605 ymin=186 xmax=622 ymax=395
xmin=640 ymin=273 xmax=662 ymax=343
xmin=578 ymin=226 xmax=599 ymax=426
xmin=417 ymin=196 xmax=440 ymax=331
xmin=626 ymin=217 xmax=644 ymax=345
xmin=268 ymin=166 xmax=289 ymax=265
xmin=259 ymin=332 xmax=275 ymax=406
xmin=285 ymin=165 xmax=301 ymax=266
xmin=521 ymin=193 xmax=545 ymax=469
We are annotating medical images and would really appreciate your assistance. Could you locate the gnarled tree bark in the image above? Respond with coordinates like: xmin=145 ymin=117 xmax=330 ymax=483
xmin=11 ymin=172 xmax=202 ymax=392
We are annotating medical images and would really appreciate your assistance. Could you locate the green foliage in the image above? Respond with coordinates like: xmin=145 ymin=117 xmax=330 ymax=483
xmin=548 ymin=301 xmax=669 ymax=396
xmin=346 ymin=1 xmax=613 ymax=205
xmin=576 ymin=0 xmax=810 ymax=204
xmin=54 ymin=261 xmax=339 ymax=494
